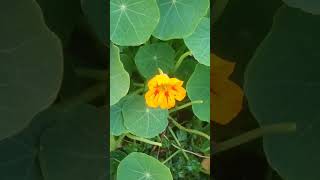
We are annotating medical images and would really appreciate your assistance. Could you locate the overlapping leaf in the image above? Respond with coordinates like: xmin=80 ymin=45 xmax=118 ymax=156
xmin=110 ymin=0 xmax=160 ymax=46
xmin=110 ymin=97 xmax=129 ymax=136
xmin=186 ymin=64 xmax=210 ymax=122
xmin=0 ymin=0 xmax=63 ymax=140
xmin=122 ymin=95 xmax=169 ymax=138
xmin=110 ymin=44 xmax=130 ymax=105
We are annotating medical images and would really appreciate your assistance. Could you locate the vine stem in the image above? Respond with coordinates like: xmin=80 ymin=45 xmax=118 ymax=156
xmin=169 ymin=100 xmax=203 ymax=114
xmin=171 ymin=143 xmax=210 ymax=159
xmin=133 ymin=82 xmax=145 ymax=87
xmin=173 ymin=51 xmax=192 ymax=73
xmin=167 ymin=126 xmax=189 ymax=160
xmin=126 ymin=134 xmax=162 ymax=147
xmin=169 ymin=116 xmax=210 ymax=140
xmin=213 ymin=122 xmax=296 ymax=154
xmin=162 ymin=150 xmax=181 ymax=164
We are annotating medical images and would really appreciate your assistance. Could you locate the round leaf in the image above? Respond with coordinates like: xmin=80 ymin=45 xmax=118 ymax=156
xmin=135 ymin=43 xmax=175 ymax=79
xmin=110 ymin=44 xmax=130 ymax=105
xmin=122 ymin=95 xmax=169 ymax=138
xmin=244 ymin=6 xmax=320 ymax=180
xmin=110 ymin=97 xmax=129 ymax=136
xmin=117 ymin=152 xmax=173 ymax=180
xmin=39 ymin=105 xmax=106 ymax=180
xmin=0 ymin=0 xmax=63 ymax=140
xmin=153 ymin=0 xmax=209 ymax=40
xmin=282 ymin=0 xmax=320 ymax=15
xmin=187 ymin=64 xmax=210 ymax=122
xmin=110 ymin=0 xmax=160 ymax=46
xmin=184 ymin=17 xmax=210 ymax=66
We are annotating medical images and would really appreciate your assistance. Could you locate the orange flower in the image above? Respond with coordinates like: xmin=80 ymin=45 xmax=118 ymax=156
xmin=145 ymin=70 xmax=186 ymax=109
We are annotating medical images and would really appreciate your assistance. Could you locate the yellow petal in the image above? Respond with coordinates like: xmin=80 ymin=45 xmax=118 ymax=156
xmin=173 ymin=86 xmax=186 ymax=101
xmin=168 ymin=78 xmax=183 ymax=86
xmin=167 ymin=93 xmax=176 ymax=109
xmin=212 ymin=53 xmax=235 ymax=78
xmin=158 ymin=92 xmax=168 ymax=109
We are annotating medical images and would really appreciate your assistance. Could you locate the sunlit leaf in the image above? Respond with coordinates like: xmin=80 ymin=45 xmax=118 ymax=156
xmin=117 ymin=152 xmax=173 ymax=180
xmin=110 ymin=0 xmax=160 ymax=46
xmin=122 ymin=95 xmax=169 ymax=138
xmin=110 ymin=44 xmax=130 ymax=105
xmin=153 ymin=0 xmax=209 ymax=40
xmin=184 ymin=17 xmax=210 ymax=66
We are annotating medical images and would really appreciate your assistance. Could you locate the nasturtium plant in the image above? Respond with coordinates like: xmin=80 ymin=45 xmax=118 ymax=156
xmin=110 ymin=0 xmax=210 ymax=179
xmin=0 ymin=0 xmax=63 ymax=141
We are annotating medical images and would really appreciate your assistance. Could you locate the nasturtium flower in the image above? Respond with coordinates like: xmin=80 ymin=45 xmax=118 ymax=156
xmin=145 ymin=70 xmax=186 ymax=109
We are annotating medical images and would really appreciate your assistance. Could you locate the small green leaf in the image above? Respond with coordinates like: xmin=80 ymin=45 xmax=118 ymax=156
xmin=117 ymin=152 xmax=173 ymax=180
xmin=0 ymin=0 xmax=63 ymax=140
xmin=110 ymin=0 xmax=160 ymax=46
xmin=110 ymin=97 xmax=129 ymax=136
xmin=135 ymin=43 xmax=175 ymax=79
xmin=39 ymin=105 xmax=106 ymax=180
xmin=110 ymin=44 xmax=130 ymax=105
xmin=122 ymin=95 xmax=169 ymax=138
xmin=153 ymin=0 xmax=209 ymax=40
xmin=187 ymin=64 xmax=210 ymax=122
xmin=82 ymin=0 xmax=107 ymax=45
xmin=184 ymin=17 xmax=210 ymax=66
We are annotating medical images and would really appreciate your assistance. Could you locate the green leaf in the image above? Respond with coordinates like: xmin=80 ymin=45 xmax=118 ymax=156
xmin=0 ymin=1 xmax=63 ymax=140
xmin=110 ymin=0 xmax=160 ymax=46
xmin=36 ymin=0 xmax=81 ymax=46
xmin=153 ymin=0 xmax=209 ymax=40
xmin=184 ymin=17 xmax=210 ymax=66
xmin=0 ymin=129 xmax=42 ymax=180
xmin=122 ymin=95 xmax=169 ymax=138
xmin=174 ymin=56 xmax=197 ymax=81
xmin=186 ymin=64 xmax=210 ymax=122
xmin=135 ymin=43 xmax=175 ymax=79
xmin=244 ymin=6 xmax=320 ymax=180
xmin=82 ymin=0 xmax=107 ymax=45
xmin=110 ymin=150 xmax=127 ymax=180
xmin=110 ymin=44 xmax=130 ymax=105
xmin=117 ymin=152 xmax=173 ymax=180
xmin=120 ymin=54 xmax=135 ymax=76
xmin=282 ymin=0 xmax=320 ymax=15
xmin=39 ymin=105 xmax=106 ymax=180
xmin=110 ymin=97 xmax=129 ymax=136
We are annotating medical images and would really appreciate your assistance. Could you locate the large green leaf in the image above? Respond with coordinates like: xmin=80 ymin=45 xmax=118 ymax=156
xmin=0 ymin=1 xmax=63 ymax=140
xmin=110 ymin=44 xmax=130 ymax=105
xmin=110 ymin=0 xmax=160 ymax=46
xmin=82 ymin=0 xmax=107 ymax=45
xmin=39 ymin=105 xmax=106 ymax=180
xmin=153 ymin=0 xmax=209 ymax=40
xmin=117 ymin=152 xmax=173 ymax=180
xmin=282 ymin=0 xmax=320 ymax=14
xmin=186 ymin=64 xmax=210 ymax=122
xmin=110 ymin=97 xmax=129 ymax=136
xmin=244 ymin=6 xmax=320 ymax=180
xmin=184 ymin=17 xmax=210 ymax=66
xmin=122 ymin=95 xmax=169 ymax=138
xmin=135 ymin=43 xmax=175 ymax=79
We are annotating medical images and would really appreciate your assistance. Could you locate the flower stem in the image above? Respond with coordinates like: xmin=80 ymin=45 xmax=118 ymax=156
xmin=169 ymin=100 xmax=203 ymax=114
xmin=213 ymin=122 xmax=296 ymax=154
xmin=169 ymin=116 xmax=210 ymax=140
xmin=133 ymin=82 xmax=145 ymax=87
xmin=126 ymin=134 xmax=162 ymax=147
xmin=162 ymin=149 xmax=181 ymax=164
xmin=168 ymin=126 xmax=189 ymax=160
xmin=173 ymin=51 xmax=192 ymax=73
